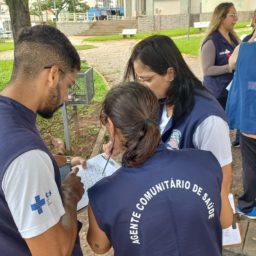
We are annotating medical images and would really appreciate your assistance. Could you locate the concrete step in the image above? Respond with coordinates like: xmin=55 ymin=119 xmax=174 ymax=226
xmin=79 ymin=20 xmax=137 ymax=36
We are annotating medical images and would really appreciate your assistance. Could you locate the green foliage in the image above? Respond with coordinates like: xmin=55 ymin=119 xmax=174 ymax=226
xmin=30 ymin=0 xmax=90 ymax=20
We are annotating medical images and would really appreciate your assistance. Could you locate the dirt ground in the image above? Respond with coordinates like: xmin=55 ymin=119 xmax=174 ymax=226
xmin=74 ymin=38 xmax=243 ymax=255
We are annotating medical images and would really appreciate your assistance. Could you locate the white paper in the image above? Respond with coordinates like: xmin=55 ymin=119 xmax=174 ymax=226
xmin=222 ymin=194 xmax=242 ymax=246
xmin=76 ymin=153 xmax=120 ymax=211
xmin=226 ymin=80 xmax=233 ymax=91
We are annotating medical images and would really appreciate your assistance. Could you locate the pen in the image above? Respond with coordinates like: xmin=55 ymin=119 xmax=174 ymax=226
xmin=102 ymin=146 xmax=114 ymax=175
xmin=102 ymin=154 xmax=111 ymax=176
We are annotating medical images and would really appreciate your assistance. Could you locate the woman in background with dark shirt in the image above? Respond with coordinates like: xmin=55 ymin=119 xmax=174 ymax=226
xmin=201 ymin=2 xmax=240 ymax=109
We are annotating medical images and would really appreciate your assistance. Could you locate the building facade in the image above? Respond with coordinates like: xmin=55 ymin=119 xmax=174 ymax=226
xmin=0 ymin=0 xmax=11 ymax=32
xmin=124 ymin=0 xmax=256 ymax=17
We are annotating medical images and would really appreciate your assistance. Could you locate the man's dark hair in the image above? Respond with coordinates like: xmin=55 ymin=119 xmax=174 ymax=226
xmin=100 ymin=82 xmax=161 ymax=167
xmin=12 ymin=25 xmax=80 ymax=80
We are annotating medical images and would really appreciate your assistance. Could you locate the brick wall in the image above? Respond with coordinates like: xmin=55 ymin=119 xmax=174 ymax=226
xmin=138 ymin=11 xmax=254 ymax=33
xmin=57 ymin=22 xmax=92 ymax=36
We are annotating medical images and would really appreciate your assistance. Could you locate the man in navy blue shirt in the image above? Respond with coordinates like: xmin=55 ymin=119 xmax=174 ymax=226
xmin=0 ymin=25 xmax=84 ymax=255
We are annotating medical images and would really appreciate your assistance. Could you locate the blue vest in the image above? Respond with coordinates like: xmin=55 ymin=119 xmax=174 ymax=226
xmin=88 ymin=144 xmax=222 ymax=256
xmin=203 ymin=31 xmax=238 ymax=98
xmin=161 ymin=90 xmax=227 ymax=150
xmin=226 ymin=42 xmax=256 ymax=134
xmin=242 ymin=30 xmax=255 ymax=42
xmin=0 ymin=96 xmax=82 ymax=256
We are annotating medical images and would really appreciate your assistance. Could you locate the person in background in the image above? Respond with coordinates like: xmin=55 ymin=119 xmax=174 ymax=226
xmin=226 ymin=33 xmax=256 ymax=219
xmin=121 ymin=35 xmax=232 ymax=197
xmin=87 ymin=83 xmax=233 ymax=256
xmin=201 ymin=2 xmax=240 ymax=109
xmin=231 ymin=9 xmax=256 ymax=147
xmin=0 ymin=25 xmax=84 ymax=255
xmin=242 ymin=9 xmax=256 ymax=43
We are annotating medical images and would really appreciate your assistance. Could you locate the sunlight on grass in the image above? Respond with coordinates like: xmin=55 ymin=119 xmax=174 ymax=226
xmin=0 ymin=42 xmax=94 ymax=52
xmin=0 ymin=42 xmax=14 ymax=51
xmin=174 ymin=36 xmax=203 ymax=56
xmin=0 ymin=60 xmax=13 ymax=90
xmin=74 ymin=44 xmax=95 ymax=50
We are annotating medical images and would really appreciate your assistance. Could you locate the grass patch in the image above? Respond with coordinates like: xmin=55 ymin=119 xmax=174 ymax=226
xmin=174 ymin=36 xmax=203 ymax=56
xmin=83 ymin=22 xmax=250 ymax=42
xmin=74 ymin=44 xmax=95 ymax=50
xmin=0 ymin=60 xmax=13 ymax=90
xmin=0 ymin=42 xmax=94 ymax=52
xmin=0 ymin=41 xmax=14 ymax=51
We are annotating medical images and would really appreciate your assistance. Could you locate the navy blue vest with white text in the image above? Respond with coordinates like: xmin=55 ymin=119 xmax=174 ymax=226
xmin=203 ymin=31 xmax=238 ymax=98
xmin=161 ymin=90 xmax=227 ymax=150
xmin=0 ymin=96 xmax=82 ymax=256
xmin=88 ymin=144 xmax=223 ymax=256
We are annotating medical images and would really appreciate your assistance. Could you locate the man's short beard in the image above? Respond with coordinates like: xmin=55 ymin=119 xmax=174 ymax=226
xmin=38 ymin=82 xmax=63 ymax=119
xmin=38 ymin=104 xmax=63 ymax=119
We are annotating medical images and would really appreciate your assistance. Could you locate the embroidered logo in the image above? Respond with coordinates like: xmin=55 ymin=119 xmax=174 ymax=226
xmin=31 ymin=195 xmax=46 ymax=214
xmin=166 ymin=129 xmax=181 ymax=150
xmin=248 ymin=81 xmax=256 ymax=91
xmin=219 ymin=49 xmax=231 ymax=58
xmin=45 ymin=190 xmax=52 ymax=206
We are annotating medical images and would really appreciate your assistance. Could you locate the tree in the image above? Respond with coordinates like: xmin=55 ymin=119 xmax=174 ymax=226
xmin=36 ymin=0 xmax=89 ymax=21
xmin=5 ymin=0 xmax=31 ymax=46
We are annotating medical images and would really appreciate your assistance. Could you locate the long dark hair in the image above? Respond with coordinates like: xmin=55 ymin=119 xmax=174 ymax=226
xmin=100 ymin=82 xmax=161 ymax=167
xmin=123 ymin=35 xmax=204 ymax=123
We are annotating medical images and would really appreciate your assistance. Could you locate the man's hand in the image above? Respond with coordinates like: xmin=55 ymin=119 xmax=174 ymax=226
xmin=25 ymin=169 xmax=84 ymax=256
xmin=62 ymin=168 xmax=84 ymax=204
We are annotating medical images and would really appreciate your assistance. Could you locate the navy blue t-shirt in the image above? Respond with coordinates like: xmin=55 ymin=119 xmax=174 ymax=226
xmin=88 ymin=144 xmax=222 ymax=256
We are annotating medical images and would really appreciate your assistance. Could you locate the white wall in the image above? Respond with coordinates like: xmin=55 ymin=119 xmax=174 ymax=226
xmin=154 ymin=0 xmax=180 ymax=15
xmin=202 ymin=0 xmax=256 ymax=12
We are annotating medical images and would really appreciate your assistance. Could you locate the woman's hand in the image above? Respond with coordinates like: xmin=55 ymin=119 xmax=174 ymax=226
xmin=71 ymin=156 xmax=86 ymax=169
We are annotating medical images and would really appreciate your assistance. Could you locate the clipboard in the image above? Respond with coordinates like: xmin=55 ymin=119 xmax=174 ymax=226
xmin=76 ymin=153 xmax=120 ymax=211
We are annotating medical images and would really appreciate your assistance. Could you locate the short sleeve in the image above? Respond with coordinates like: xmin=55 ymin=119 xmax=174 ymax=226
xmin=2 ymin=150 xmax=65 ymax=239
xmin=193 ymin=116 xmax=232 ymax=167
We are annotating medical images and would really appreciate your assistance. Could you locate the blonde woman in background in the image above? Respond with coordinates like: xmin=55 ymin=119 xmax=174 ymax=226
xmin=201 ymin=2 xmax=240 ymax=109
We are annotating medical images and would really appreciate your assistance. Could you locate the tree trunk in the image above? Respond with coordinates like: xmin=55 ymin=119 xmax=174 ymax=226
xmin=5 ymin=0 xmax=31 ymax=46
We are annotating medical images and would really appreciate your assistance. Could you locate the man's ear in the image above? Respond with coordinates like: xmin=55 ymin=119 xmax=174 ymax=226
xmin=166 ymin=67 xmax=175 ymax=82
xmin=46 ymin=65 xmax=60 ymax=87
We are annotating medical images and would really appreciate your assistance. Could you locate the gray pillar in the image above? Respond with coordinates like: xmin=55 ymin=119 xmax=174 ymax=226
xmin=145 ymin=0 xmax=154 ymax=15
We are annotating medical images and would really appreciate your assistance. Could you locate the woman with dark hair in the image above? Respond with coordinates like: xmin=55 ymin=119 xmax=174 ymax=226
xmin=87 ymin=82 xmax=233 ymax=256
xmin=122 ymin=35 xmax=232 ymax=195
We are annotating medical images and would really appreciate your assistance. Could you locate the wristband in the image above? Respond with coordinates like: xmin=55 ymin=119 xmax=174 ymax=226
xmin=60 ymin=156 xmax=72 ymax=182
xmin=66 ymin=156 xmax=72 ymax=165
